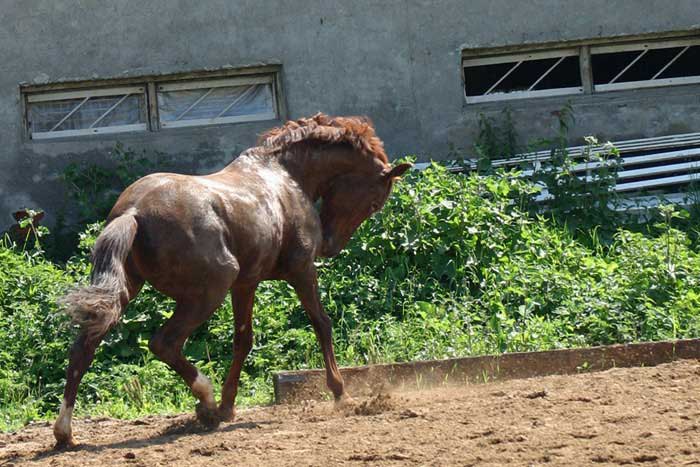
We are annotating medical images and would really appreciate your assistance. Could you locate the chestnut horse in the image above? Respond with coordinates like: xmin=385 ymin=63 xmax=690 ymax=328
xmin=53 ymin=113 xmax=411 ymax=448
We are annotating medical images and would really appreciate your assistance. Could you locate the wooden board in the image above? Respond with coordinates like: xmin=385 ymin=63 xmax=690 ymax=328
xmin=273 ymin=338 xmax=700 ymax=404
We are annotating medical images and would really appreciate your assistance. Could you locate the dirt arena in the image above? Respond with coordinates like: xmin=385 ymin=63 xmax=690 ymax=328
xmin=2 ymin=359 xmax=699 ymax=466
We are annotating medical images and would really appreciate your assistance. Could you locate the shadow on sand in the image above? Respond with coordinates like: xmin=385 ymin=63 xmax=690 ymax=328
xmin=27 ymin=417 xmax=272 ymax=463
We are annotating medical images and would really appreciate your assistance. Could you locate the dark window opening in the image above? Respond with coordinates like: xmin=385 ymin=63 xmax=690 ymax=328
xmin=465 ymin=55 xmax=581 ymax=97
xmin=657 ymin=45 xmax=700 ymax=79
xmin=593 ymin=45 xmax=700 ymax=85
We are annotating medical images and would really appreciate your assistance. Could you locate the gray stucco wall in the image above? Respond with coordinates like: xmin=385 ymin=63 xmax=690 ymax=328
xmin=1 ymin=0 xmax=700 ymax=229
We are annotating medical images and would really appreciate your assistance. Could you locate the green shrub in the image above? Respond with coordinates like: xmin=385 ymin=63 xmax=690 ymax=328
xmin=1 ymin=164 xmax=699 ymax=432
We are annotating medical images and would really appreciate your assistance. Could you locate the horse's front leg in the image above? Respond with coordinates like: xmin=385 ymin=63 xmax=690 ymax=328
xmin=291 ymin=266 xmax=349 ymax=404
xmin=218 ymin=284 xmax=257 ymax=421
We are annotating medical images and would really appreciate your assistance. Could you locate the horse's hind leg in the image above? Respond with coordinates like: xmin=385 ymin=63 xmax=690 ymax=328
xmin=148 ymin=290 xmax=228 ymax=427
xmin=54 ymin=273 xmax=144 ymax=449
xmin=53 ymin=330 xmax=108 ymax=448
xmin=218 ymin=284 xmax=257 ymax=421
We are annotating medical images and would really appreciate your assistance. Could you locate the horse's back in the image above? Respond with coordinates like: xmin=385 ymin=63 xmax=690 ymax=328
xmin=107 ymin=169 xmax=288 ymax=297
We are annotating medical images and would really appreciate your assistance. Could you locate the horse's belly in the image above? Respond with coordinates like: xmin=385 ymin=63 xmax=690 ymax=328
xmin=130 ymin=216 xmax=240 ymax=300
xmin=231 ymin=235 xmax=283 ymax=284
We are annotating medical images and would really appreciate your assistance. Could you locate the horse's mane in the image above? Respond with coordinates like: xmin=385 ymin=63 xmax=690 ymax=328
xmin=258 ymin=113 xmax=388 ymax=165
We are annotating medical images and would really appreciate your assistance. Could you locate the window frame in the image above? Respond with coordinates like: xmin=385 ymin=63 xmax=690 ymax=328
xmin=462 ymin=34 xmax=700 ymax=105
xmin=20 ymin=65 xmax=283 ymax=141
xmin=156 ymin=75 xmax=278 ymax=130
xmin=591 ymin=37 xmax=700 ymax=92
xmin=25 ymin=85 xmax=148 ymax=140
xmin=463 ymin=48 xmax=584 ymax=104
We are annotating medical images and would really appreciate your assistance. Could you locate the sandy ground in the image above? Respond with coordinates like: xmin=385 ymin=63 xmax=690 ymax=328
xmin=2 ymin=359 xmax=699 ymax=466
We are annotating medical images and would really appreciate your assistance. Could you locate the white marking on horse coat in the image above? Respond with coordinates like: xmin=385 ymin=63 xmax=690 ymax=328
xmin=54 ymin=399 xmax=73 ymax=438
xmin=191 ymin=372 xmax=216 ymax=408
xmin=194 ymin=178 xmax=258 ymax=204
xmin=255 ymin=167 xmax=286 ymax=226
xmin=257 ymin=166 xmax=286 ymax=190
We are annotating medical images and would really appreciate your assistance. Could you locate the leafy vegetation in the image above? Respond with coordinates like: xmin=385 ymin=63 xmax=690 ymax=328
xmin=2 ymin=161 xmax=699 ymax=432
xmin=47 ymin=144 xmax=175 ymax=261
xmin=474 ymin=104 xmax=626 ymax=241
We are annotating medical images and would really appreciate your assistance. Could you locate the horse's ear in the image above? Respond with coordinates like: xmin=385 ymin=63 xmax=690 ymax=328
xmin=384 ymin=163 xmax=412 ymax=179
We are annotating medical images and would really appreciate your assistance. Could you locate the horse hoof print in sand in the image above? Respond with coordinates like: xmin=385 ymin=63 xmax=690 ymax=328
xmin=53 ymin=113 xmax=412 ymax=449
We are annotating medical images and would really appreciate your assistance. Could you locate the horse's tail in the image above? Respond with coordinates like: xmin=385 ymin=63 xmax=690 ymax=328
xmin=60 ymin=213 xmax=138 ymax=338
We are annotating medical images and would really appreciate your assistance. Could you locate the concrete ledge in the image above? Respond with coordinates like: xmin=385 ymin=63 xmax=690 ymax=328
xmin=273 ymin=338 xmax=700 ymax=404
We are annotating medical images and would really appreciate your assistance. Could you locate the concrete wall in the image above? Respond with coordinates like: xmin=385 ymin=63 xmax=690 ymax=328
xmin=1 ymin=0 xmax=700 ymax=229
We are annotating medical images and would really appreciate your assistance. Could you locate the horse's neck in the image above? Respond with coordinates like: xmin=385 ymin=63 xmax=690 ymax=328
xmin=277 ymin=147 xmax=364 ymax=200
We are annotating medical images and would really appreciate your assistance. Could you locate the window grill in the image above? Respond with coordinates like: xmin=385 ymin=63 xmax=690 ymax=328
xmin=463 ymin=49 xmax=583 ymax=103
xmin=157 ymin=76 xmax=276 ymax=129
xmin=592 ymin=38 xmax=700 ymax=92
xmin=27 ymin=86 xmax=148 ymax=139
xmin=463 ymin=36 xmax=700 ymax=104
xmin=22 ymin=68 xmax=281 ymax=140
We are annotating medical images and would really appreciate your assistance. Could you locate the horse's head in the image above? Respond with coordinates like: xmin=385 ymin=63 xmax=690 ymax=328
xmin=259 ymin=113 xmax=412 ymax=257
xmin=319 ymin=162 xmax=412 ymax=257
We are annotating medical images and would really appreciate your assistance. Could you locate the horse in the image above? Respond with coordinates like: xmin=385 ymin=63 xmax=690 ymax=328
xmin=53 ymin=113 xmax=412 ymax=448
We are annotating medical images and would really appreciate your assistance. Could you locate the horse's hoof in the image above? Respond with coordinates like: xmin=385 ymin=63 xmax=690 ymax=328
xmin=217 ymin=405 xmax=236 ymax=422
xmin=195 ymin=403 xmax=221 ymax=429
xmin=53 ymin=435 xmax=77 ymax=450
xmin=334 ymin=394 xmax=356 ymax=411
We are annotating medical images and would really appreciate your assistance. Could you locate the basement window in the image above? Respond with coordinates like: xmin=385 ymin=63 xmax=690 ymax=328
xmin=463 ymin=49 xmax=583 ymax=103
xmin=591 ymin=38 xmax=700 ymax=91
xmin=22 ymin=66 xmax=282 ymax=140
xmin=157 ymin=76 xmax=277 ymax=129
xmin=26 ymin=86 xmax=148 ymax=139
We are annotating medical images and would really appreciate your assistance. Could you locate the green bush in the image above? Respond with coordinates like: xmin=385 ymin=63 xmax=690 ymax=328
xmin=1 ymin=164 xmax=699 ymax=431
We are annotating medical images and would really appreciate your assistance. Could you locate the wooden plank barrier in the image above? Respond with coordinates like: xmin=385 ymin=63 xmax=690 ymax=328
xmin=273 ymin=338 xmax=700 ymax=404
